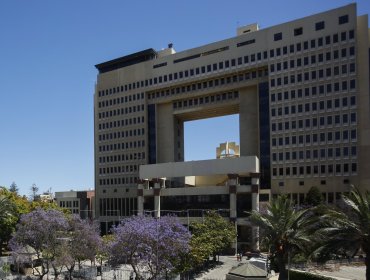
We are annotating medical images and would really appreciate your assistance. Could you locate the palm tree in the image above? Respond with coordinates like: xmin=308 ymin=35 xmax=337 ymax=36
xmin=249 ymin=195 xmax=316 ymax=280
xmin=314 ymin=187 xmax=370 ymax=280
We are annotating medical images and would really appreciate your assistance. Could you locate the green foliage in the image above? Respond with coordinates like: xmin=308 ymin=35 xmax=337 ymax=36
xmin=288 ymin=270 xmax=335 ymax=280
xmin=1 ymin=263 xmax=11 ymax=274
xmin=305 ymin=186 xmax=323 ymax=206
xmin=313 ymin=187 xmax=370 ymax=279
xmin=188 ymin=211 xmax=236 ymax=269
xmin=0 ymin=186 xmax=66 ymax=256
xmin=0 ymin=187 xmax=17 ymax=256
xmin=249 ymin=195 xmax=317 ymax=280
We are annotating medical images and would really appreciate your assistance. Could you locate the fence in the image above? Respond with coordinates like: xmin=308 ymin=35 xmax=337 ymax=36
xmin=100 ymin=266 xmax=150 ymax=280
xmin=100 ymin=265 xmax=178 ymax=280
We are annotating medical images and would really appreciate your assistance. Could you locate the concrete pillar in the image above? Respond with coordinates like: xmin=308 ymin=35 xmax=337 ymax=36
xmin=137 ymin=180 xmax=145 ymax=216
xmin=239 ymin=86 xmax=259 ymax=156
xmin=228 ymin=174 xmax=238 ymax=219
xmin=251 ymin=172 xmax=260 ymax=251
xmin=153 ymin=179 xmax=161 ymax=218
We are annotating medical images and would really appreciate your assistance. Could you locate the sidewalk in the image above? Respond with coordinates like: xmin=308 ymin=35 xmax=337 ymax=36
xmin=194 ymin=256 xmax=365 ymax=280
xmin=195 ymin=256 xmax=247 ymax=280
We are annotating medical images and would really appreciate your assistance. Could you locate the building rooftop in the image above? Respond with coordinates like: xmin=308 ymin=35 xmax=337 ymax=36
xmin=95 ymin=48 xmax=157 ymax=74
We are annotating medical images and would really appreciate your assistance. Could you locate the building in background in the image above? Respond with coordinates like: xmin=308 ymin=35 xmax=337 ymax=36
xmin=55 ymin=190 xmax=95 ymax=219
xmin=34 ymin=192 xmax=53 ymax=203
xmin=94 ymin=4 xmax=370 ymax=233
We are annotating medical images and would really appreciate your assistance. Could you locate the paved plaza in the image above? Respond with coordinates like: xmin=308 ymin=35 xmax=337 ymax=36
xmin=194 ymin=256 xmax=366 ymax=280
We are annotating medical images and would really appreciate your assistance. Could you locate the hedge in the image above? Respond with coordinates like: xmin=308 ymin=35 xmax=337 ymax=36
xmin=288 ymin=270 xmax=336 ymax=280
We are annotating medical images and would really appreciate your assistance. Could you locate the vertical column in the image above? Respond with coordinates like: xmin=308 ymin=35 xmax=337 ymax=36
xmin=228 ymin=174 xmax=238 ymax=219
xmin=251 ymin=172 xmax=260 ymax=251
xmin=153 ymin=178 xmax=161 ymax=218
xmin=228 ymin=174 xmax=239 ymax=255
xmin=239 ymin=87 xmax=259 ymax=156
xmin=137 ymin=180 xmax=145 ymax=216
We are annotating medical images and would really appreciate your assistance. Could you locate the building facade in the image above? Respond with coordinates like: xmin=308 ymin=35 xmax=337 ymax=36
xmin=55 ymin=190 xmax=95 ymax=219
xmin=94 ymin=4 xmax=370 ymax=233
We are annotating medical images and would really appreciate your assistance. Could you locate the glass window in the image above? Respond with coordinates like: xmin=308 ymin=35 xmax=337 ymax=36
xmin=339 ymin=15 xmax=349 ymax=25
xmin=274 ymin=32 xmax=282 ymax=41
xmin=294 ymin=27 xmax=303 ymax=36
xmin=315 ymin=21 xmax=325 ymax=31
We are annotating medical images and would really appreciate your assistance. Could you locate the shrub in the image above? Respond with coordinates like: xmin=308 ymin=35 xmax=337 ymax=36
xmin=289 ymin=270 xmax=335 ymax=280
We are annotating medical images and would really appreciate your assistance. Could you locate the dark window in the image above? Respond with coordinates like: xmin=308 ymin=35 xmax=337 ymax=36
xmin=333 ymin=34 xmax=339 ymax=43
xmin=349 ymin=29 xmax=355 ymax=39
xmin=339 ymin=15 xmax=349 ymax=25
xmin=315 ymin=21 xmax=325 ymax=31
xmin=274 ymin=32 xmax=282 ymax=41
xmin=294 ymin=27 xmax=303 ymax=36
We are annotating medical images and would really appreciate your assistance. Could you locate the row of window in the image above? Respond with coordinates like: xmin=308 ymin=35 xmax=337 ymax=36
xmin=271 ymin=97 xmax=356 ymax=117
xmin=99 ymin=197 xmax=137 ymax=217
xmin=271 ymin=81 xmax=356 ymax=103
xmin=271 ymin=129 xmax=357 ymax=147
xmin=148 ymin=69 xmax=266 ymax=100
xmin=99 ymin=164 xmax=139 ymax=175
xmin=173 ymin=91 xmax=239 ymax=109
xmin=98 ymin=92 xmax=144 ymax=108
xmin=98 ymin=105 xmax=145 ymax=120
xmin=272 ymin=146 xmax=357 ymax=162
xmin=97 ymin=28 xmax=355 ymax=100
xmin=98 ymin=116 xmax=145 ymax=130
xmin=98 ymin=127 xmax=145 ymax=142
xmin=272 ymin=29 xmax=354 ymax=55
xmin=99 ymin=176 xmax=139 ymax=187
xmin=271 ymin=74 xmax=356 ymax=89
xmin=271 ymin=113 xmax=357 ymax=132
xmin=270 ymin=55 xmax=355 ymax=75
xmin=98 ymin=140 xmax=146 ymax=153
xmin=98 ymin=152 xmax=145 ymax=164
xmin=282 ymin=192 xmax=347 ymax=204
xmin=272 ymin=162 xmax=357 ymax=177
xmin=59 ymin=201 xmax=79 ymax=208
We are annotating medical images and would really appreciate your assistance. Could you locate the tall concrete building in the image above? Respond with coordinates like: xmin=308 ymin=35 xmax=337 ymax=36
xmin=94 ymin=4 xmax=370 ymax=238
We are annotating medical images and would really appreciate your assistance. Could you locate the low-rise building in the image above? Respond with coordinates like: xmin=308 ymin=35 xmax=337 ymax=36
xmin=55 ymin=190 xmax=95 ymax=219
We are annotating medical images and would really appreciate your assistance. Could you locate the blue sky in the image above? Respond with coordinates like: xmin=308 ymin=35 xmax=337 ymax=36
xmin=0 ymin=0 xmax=369 ymax=196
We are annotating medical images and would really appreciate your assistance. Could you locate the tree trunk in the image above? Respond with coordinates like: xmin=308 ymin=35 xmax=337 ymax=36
xmin=277 ymin=254 xmax=287 ymax=280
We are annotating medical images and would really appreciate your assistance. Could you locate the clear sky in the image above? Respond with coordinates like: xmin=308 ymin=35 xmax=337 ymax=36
xmin=0 ymin=0 xmax=369 ymax=196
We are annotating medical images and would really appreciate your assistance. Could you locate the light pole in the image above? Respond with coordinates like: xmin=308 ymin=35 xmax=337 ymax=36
xmin=235 ymin=221 xmax=238 ymax=256
xmin=156 ymin=216 xmax=159 ymax=280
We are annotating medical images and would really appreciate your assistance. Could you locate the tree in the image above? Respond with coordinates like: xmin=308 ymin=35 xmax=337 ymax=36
xmin=305 ymin=186 xmax=323 ymax=206
xmin=108 ymin=215 xmax=190 ymax=280
xmin=249 ymin=195 xmax=316 ymax=280
xmin=0 ymin=187 xmax=30 ymax=256
xmin=0 ymin=188 xmax=16 ymax=256
xmin=314 ymin=187 xmax=370 ymax=280
xmin=9 ymin=182 xmax=19 ymax=194
xmin=10 ymin=208 xmax=69 ymax=280
xmin=62 ymin=215 xmax=102 ymax=279
xmin=189 ymin=211 xmax=236 ymax=268
xmin=30 ymin=184 xmax=38 ymax=201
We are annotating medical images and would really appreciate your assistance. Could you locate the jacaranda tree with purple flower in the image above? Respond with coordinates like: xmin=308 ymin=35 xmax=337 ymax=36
xmin=63 ymin=215 xmax=102 ymax=279
xmin=10 ymin=208 xmax=69 ymax=280
xmin=108 ymin=215 xmax=191 ymax=280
